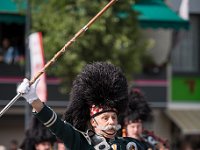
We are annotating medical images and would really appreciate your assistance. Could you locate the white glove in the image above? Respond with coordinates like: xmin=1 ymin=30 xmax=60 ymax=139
xmin=17 ymin=78 xmax=39 ymax=104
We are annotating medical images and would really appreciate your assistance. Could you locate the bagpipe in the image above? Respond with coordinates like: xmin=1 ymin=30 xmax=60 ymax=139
xmin=122 ymin=128 xmax=170 ymax=150
xmin=142 ymin=129 xmax=170 ymax=150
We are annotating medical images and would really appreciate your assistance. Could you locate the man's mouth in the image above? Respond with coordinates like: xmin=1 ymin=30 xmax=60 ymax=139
xmin=103 ymin=129 xmax=116 ymax=135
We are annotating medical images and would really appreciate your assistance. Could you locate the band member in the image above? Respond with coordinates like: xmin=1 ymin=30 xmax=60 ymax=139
xmin=20 ymin=116 xmax=56 ymax=150
xmin=17 ymin=62 xmax=147 ymax=150
xmin=123 ymin=88 xmax=169 ymax=150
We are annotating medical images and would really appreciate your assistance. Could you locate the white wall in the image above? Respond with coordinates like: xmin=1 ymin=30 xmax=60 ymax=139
xmin=152 ymin=109 xmax=171 ymax=143
xmin=0 ymin=115 xmax=24 ymax=148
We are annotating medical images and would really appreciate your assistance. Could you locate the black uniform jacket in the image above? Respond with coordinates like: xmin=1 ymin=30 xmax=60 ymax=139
xmin=34 ymin=105 xmax=149 ymax=150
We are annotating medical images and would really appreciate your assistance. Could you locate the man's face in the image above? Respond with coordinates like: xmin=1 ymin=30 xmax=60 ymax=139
xmin=35 ymin=141 xmax=52 ymax=150
xmin=2 ymin=39 xmax=10 ymax=49
xmin=126 ymin=121 xmax=143 ymax=140
xmin=57 ymin=143 xmax=66 ymax=150
xmin=90 ymin=111 xmax=118 ymax=139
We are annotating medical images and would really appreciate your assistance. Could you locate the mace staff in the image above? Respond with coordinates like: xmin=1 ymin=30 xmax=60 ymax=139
xmin=0 ymin=0 xmax=117 ymax=118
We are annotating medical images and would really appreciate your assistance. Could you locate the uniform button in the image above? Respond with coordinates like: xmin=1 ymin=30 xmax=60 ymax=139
xmin=99 ymin=144 xmax=106 ymax=149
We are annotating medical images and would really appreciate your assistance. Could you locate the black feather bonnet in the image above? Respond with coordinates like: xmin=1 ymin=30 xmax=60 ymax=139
xmin=20 ymin=117 xmax=56 ymax=150
xmin=124 ymin=88 xmax=152 ymax=125
xmin=63 ymin=61 xmax=128 ymax=131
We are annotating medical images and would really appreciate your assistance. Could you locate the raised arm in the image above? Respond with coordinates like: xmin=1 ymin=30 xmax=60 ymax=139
xmin=17 ymin=78 xmax=91 ymax=149
xmin=17 ymin=78 xmax=44 ymax=112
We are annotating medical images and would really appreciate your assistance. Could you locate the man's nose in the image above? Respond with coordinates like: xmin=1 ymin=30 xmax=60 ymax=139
xmin=135 ymin=127 xmax=140 ymax=132
xmin=108 ymin=117 xmax=115 ymax=124
xmin=44 ymin=144 xmax=51 ymax=150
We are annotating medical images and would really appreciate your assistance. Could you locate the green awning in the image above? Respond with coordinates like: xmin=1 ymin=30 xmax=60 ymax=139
xmin=132 ymin=0 xmax=189 ymax=30
xmin=0 ymin=0 xmax=26 ymax=24
xmin=0 ymin=13 xmax=25 ymax=24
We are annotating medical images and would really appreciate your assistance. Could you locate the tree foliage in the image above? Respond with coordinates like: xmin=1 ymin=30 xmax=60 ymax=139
xmin=30 ymin=0 xmax=148 ymax=92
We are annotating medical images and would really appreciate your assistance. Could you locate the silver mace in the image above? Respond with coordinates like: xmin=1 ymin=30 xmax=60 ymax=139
xmin=0 ymin=0 xmax=117 ymax=118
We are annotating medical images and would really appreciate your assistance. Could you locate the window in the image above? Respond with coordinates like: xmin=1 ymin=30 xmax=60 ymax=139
xmin=171 ymin=15 xmax=200 ymax=73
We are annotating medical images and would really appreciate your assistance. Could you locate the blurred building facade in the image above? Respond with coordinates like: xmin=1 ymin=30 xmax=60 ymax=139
xmin=167 ymin=0 xmax=200 ymax=149
xmin=0 ymin=0 xmax=68 ymax=147
xmin=0 ymin=0 xmax=200 ymax=149
xmin=134 ymin=0 xmax=200 ymax=149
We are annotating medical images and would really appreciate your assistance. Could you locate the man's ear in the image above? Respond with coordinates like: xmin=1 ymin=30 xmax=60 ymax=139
xmin=90 ymin=118 xmax=96 ymax=127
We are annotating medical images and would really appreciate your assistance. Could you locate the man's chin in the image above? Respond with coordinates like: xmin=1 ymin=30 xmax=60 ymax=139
xmin=107 ymin=129 xmax=116 ymax=134
xmin=129 ymin=134 xmax=140 ymax=140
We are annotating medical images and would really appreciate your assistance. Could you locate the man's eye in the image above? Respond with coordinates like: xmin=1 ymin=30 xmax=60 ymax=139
xmin=102 ymin=117 xmax=108 ymax=120
xmin=112 ymin=116 xmax=116 ymax=120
